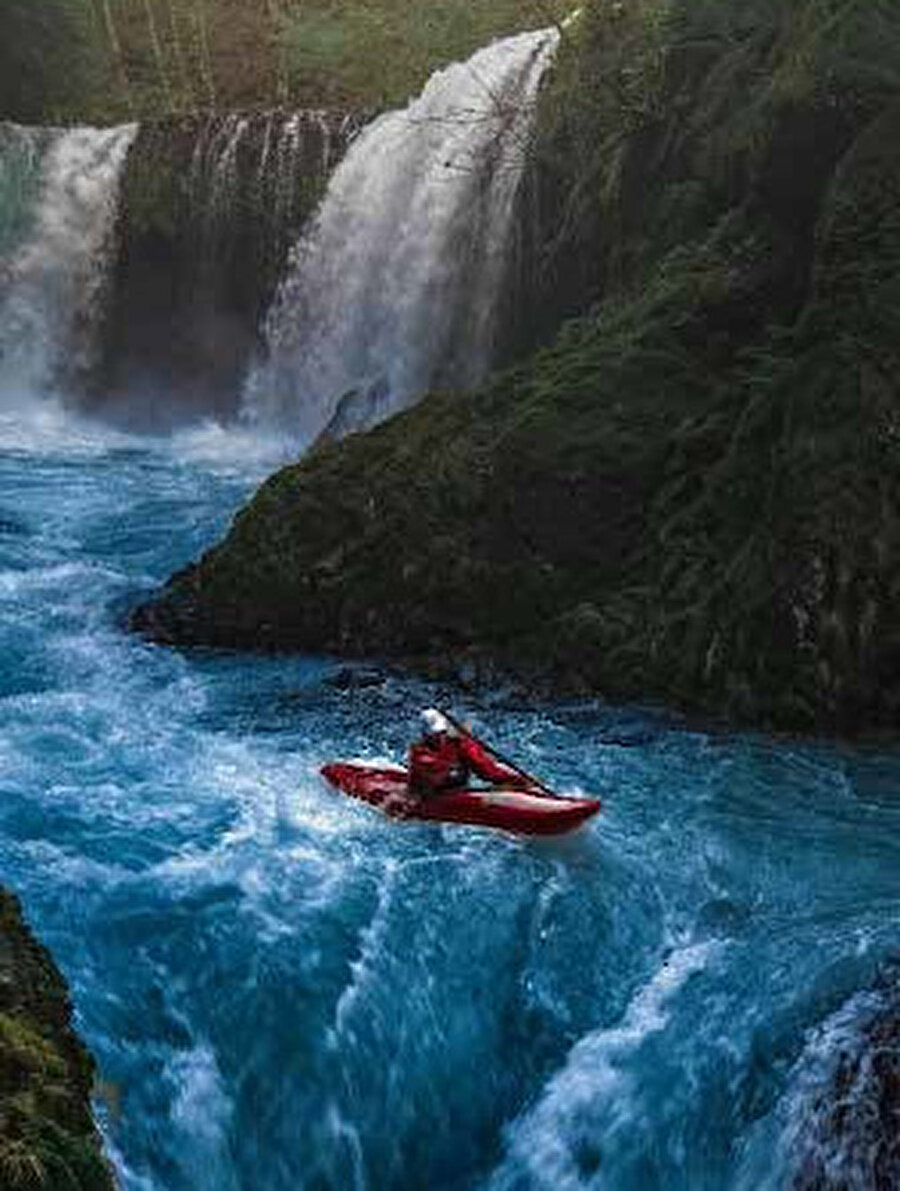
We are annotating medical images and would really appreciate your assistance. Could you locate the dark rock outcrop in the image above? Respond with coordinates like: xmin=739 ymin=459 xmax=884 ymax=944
xmin=0 ymin=888 xmax=114 ymax=1191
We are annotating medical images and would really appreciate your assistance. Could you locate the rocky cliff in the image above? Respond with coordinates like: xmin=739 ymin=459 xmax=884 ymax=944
xmin=0 ymin=888 xmax=113 ymax=1191
xmin=134 ymin=0 xmax=900 ymax=735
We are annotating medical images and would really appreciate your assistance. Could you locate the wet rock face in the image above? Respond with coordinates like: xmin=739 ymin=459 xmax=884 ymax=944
xmin=0 ymin=888 xmax=114 ymax=1191
xmin=95 ymin=110 xmax=359 ymax=426
xmin=792 ymin=994 xmax=900 ymax=1191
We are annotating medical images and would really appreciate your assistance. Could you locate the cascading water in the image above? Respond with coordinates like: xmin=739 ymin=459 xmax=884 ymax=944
xmin=736 ymin=977 xmax=900 ymax=1190
xmin=0 ymin=26 xmax=551 ymax=435
xmin=245 ymin=28 xmax=560 ymax=443
xmin=0 ymin=112 xmax=355 ymax=425
xmin=100 ymin=110 xmax=358 ymax=424
xmin=182 ymin=110 xmax=356 ymax=300
xmin=0 ymin=123 xmax=136 ymax=402
xmin=0 ymin=123 xmax=53 ymax=259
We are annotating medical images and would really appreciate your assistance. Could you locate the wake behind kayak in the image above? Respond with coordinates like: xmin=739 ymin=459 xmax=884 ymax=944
xmin=320 ymin=762 xmax=601 ymax=836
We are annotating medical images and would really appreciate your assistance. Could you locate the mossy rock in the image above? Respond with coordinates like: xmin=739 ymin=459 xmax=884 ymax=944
xmin=0 ymin=890 xmax=114 ymax=1191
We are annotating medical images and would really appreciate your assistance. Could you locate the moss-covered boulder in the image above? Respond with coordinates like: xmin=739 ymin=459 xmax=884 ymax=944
xmin=134 ymin=0 xmax=900 ymax=735
xmin=0 ymin=889 xmax=114 ymax=1191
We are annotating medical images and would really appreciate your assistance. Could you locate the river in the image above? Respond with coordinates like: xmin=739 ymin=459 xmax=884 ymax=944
xmin=0 ymin=404 xmax=897 ymax=1190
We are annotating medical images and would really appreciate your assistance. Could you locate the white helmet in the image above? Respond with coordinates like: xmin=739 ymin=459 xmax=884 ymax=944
xmin=421 ymin=708 xmax=455 ymax=736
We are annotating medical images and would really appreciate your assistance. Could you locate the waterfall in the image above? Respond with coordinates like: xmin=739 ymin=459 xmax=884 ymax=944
xmin=182 ymin=110 xmax=355 ymax=300
xmin=0 ymin=124 xmax=53 ymax=261
xmin=0 ymin=29 xmax=556 ymax=431
xmin=244 ymin=28 xmax=560 ymax=445
xmin=101 ymin=110 xmax=356 ymax=425
xmin=0 ymin=123 xmax=136 ymax=403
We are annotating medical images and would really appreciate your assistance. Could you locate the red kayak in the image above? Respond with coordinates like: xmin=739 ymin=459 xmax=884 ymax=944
xmin=320 ymin=762 xmax=601 ymax=836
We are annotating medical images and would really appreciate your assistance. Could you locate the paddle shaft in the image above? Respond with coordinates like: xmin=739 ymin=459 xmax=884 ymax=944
xmin=440 ymin=710 xmax=557 ymax=798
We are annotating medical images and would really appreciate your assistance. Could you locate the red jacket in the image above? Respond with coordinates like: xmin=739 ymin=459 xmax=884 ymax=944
xmin=408 ymin=733 xmax=533 ymax=795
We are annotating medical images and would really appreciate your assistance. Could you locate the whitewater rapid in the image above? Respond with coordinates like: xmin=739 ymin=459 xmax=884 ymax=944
xmin=0 ymin=414 xmax=897 ymax=1190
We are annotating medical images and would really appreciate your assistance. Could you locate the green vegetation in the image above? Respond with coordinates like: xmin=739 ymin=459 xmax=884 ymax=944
xmin=137 ymin=0 xmax=900 ymax=735
xmin=1 ymin=0 xmax=276 ymax=123
xmin=0 ymin=890 xmax=114 ymax=1191
xmin=0 ymin=0 xmax=569 ymax=124
xmin=279 ymin=0 xmax=568 ymax=109
xmin=0 ymin=1 xmax=109 ymax=124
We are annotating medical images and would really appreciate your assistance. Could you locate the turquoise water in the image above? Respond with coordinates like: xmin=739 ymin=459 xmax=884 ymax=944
xmin=0 ymin=408 xmax=898 ymax=1190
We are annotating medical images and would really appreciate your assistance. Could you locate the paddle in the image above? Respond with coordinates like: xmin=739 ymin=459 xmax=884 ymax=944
xmin=440 ymin=709 xmax=559 ymax=799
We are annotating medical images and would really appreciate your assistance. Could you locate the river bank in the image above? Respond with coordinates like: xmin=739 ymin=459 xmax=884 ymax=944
xmin=0 ymin=886 xmax=114 ymax=1190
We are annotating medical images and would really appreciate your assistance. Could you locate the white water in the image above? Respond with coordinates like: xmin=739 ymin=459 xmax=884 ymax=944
xmin=0 ymin=124 xmax=136 ymax=402
xmin=245 ymin=28 xmax=559 ymax=444
xmin=0 ymin=123 xmax=53 ymax=253
xmin=0 ymin=31 xmax=554 ymax=438
xmin=490 ymin=941 xmax=720 ymax=1191
xmin=735 ymin=983 xmax=900 ymax=1190
xmin=1 ymin=422 xmax=897 ymax=1191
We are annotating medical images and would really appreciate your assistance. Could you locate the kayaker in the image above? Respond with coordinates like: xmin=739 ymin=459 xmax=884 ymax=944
xmin=408 ymin=708 xmax=534 ymax=798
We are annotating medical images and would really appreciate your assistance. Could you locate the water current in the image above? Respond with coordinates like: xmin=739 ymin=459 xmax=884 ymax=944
xmin=0 ymin=406 xmax=898 ymax=1190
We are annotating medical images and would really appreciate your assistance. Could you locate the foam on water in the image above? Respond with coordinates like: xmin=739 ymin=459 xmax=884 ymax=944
xmin=167 ymin=419 xmax=299 ymax=477
xmin=735 ymin=982 xmax=900 ymax=1191
xmin=0 ymin=404 xmax=897 ymax=1189
xmin=489 ymin=941 xmax=720 ymax=1191
xmin=167 ymin=1043 xmax=238 ymax=1190
xmin=0 ymin=396 xmax=137 ymax=455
